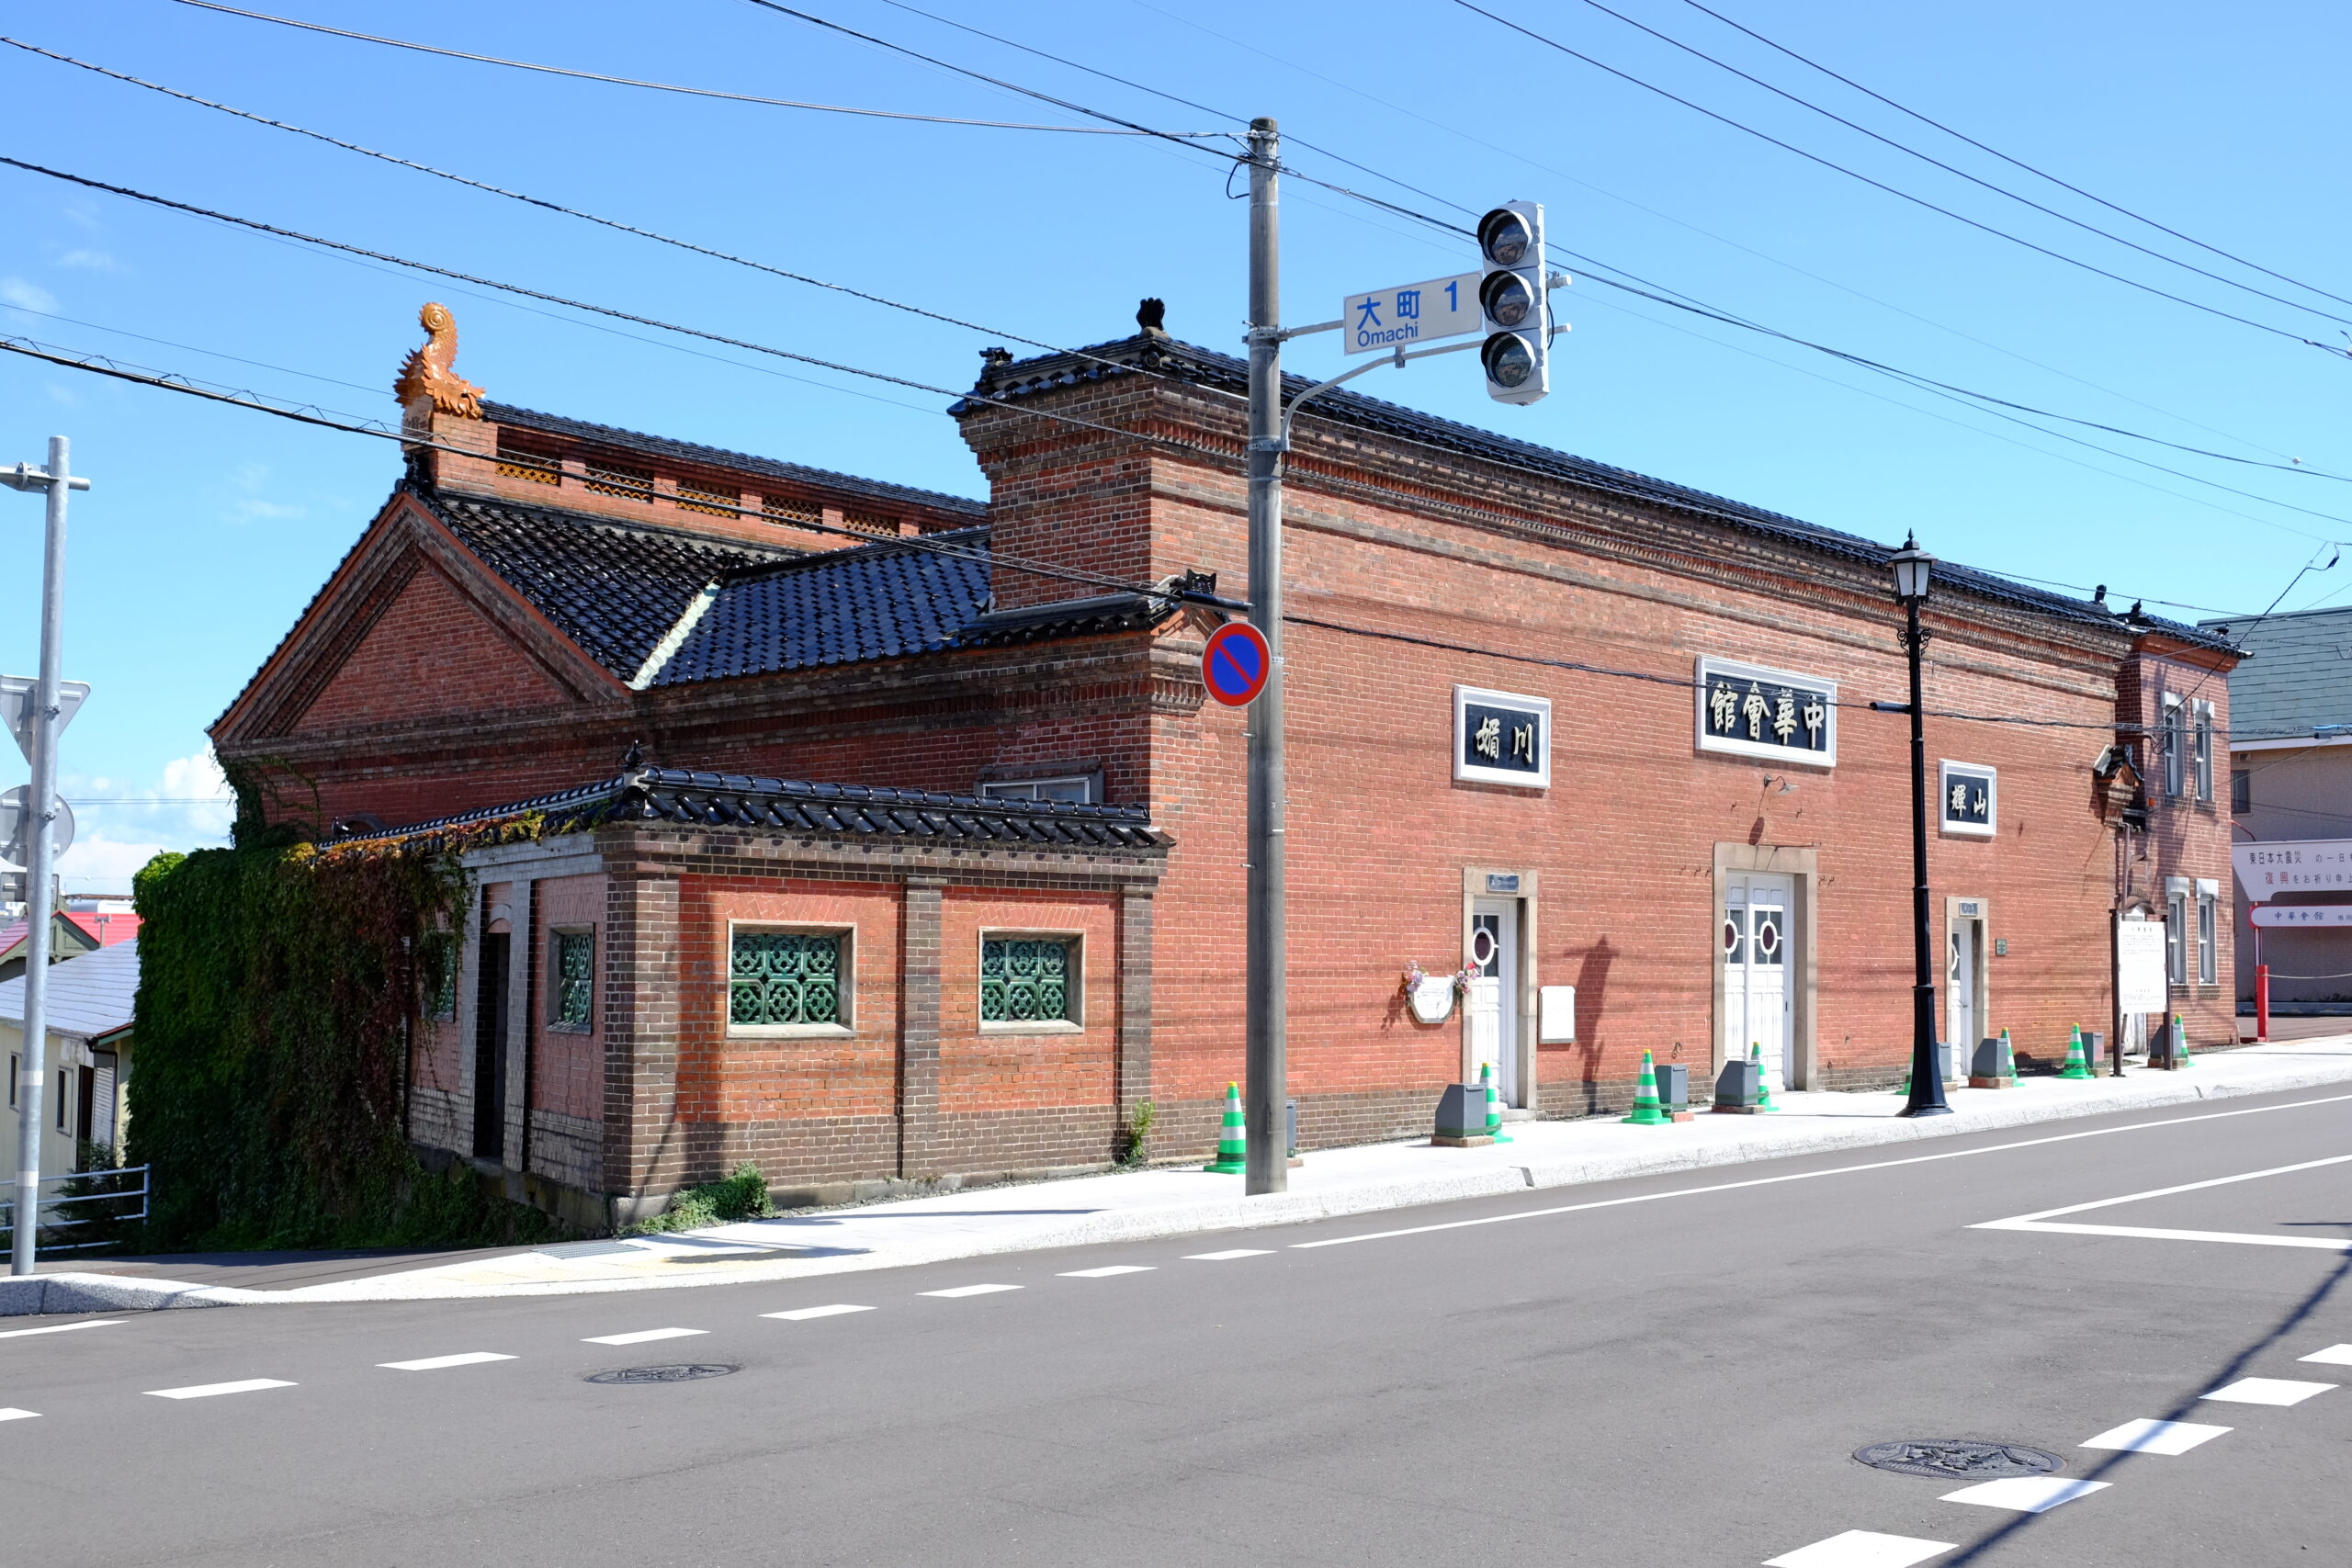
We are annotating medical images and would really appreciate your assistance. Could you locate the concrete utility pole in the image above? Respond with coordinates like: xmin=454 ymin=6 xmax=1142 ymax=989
xmin=1243 ymin=117 xmax=1288 ymax=1195
xmin=5 ymin=435 xmax=85 ymax=1276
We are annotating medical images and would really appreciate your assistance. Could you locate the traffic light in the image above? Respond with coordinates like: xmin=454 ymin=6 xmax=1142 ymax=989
xmin=1477 ymin=201 xmax=1548 ymax=405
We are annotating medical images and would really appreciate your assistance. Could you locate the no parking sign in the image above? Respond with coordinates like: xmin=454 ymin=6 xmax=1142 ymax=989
xmin=1201 ymin=621 xmax=1271 ymax=707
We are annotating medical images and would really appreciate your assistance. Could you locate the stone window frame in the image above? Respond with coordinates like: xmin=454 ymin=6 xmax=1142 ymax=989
xmin=976 ymin=928 xmax=1085 ymax=1035
xmin=1937 ymin=760 xmax=1997 ymax=840
xmin=726 ymin=919 xmax=856 ymax=1040
xmin=2196 ymin=878 xmax=2220 ymax=987
xmin=546 ymin=925 xmax=594 ymax=1034
xmin=978 ymin=775 xmax=1096 ymax=805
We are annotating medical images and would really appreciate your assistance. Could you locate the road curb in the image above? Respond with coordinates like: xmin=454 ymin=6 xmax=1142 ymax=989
xmin=12 ymin=1056 xmax=2350 ymax=1313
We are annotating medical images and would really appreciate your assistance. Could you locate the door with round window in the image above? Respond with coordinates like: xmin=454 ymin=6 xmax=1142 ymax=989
xmin=1721 ymin=874 xmax=1793 ymax=1090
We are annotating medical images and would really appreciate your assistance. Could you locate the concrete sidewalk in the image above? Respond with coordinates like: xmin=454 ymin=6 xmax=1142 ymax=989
xmin=11 ymin=1034 xmax=2352 ymax=1314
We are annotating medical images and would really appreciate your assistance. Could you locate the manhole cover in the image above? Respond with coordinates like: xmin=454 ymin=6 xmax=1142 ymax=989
xmin=584 ymin=1363 xmax=739 ymax=1385
xmin=1854 ymin=1440 xmax=2064 ymax=1480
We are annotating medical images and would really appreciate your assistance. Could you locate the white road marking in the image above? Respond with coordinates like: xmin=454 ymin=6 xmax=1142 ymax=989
xmin=145 ymin=1379 xmax=297 ymax=1400
xmin=0 ymin=1408 xmax=38 ymax=1422
xmin=1059 ymin=1266 xmax=1156 ymax=1278
xmin=0 ymin=1319 xmax=123 ymax=1339
xmin=2203 ymin=1377 xmax=2337 ymax=1406
xmin=1939 ymin=1476 xmax=2109 ymax=1513
xmin=2081 ymin=1417 xmax=2232 ymax=1454
xmin=762 ymin=1304 xmax=874 ymax=1321
xmin=1185 ymin=1249 xmax=1273 ymax=1261
xmin=582 ymin=1327 xmax=707 ymax=1346
xmin=920 ymin=1283 xmax=1021 ymax=1298
xmin=377 ymin=1352 xmax=517 ymax=1371
xmin=1763 ymin=1530 xmax=1955 ymax=1568
xmin=1969 ymin=1154 xmax=2352 ymax=1250
xmin=2299 ymin=1343 xmax=2352 ymax=1366
xmin=1291 ymin=1093 xmax=2352 ymax=1250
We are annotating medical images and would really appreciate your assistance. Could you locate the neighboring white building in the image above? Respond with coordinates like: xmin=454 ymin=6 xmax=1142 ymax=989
xmin=1 ymin=937 xmax=139 ymax=1177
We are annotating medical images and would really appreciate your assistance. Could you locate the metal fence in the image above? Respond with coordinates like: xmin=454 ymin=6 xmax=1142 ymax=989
xmin=0 ymin=1164 xmax=150 ymax=1250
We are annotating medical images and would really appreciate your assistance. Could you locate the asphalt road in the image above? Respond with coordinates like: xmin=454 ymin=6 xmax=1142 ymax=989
xmin=6 ymin=1087 xmax=2350 ymax=1568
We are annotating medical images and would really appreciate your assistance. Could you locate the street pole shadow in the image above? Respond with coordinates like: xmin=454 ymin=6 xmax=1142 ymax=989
xmin=1937 ymin=1248 xmax=2352 ymax=1564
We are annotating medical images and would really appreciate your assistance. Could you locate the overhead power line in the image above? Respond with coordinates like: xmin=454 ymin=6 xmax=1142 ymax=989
xmin=1669 ymin=0 xmax=2352 ymax=317
xmin=162 ymin=0 xmax=1226 ymax=135
xmin=1448 ymin=0 xmax=2343 ymax=353
xmin=1560 ymin=0 xmax=2352 ymax=330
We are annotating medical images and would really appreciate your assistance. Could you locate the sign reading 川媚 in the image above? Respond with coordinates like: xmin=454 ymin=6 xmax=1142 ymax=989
xmin=1694 ymin=657 xmax=1837 ymax=767
xmin=2233 ymin=838 xmax=2352 ymax=896
xmin=1343 ymin=273 xmax=1483 ymax=355
xmin=1453 ymin=685 xmax=1551 ymax=789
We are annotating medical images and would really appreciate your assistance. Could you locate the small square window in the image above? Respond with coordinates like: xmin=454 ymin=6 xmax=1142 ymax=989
xmin=979 ymin=776 xmax=1095 ymax=804
xmin=549 ymin=929 xmax=594 ymax=1031
xmin=730 ymin=929 xmax=847 ymax=1030
xmin=981 ymin=936 xmax=1078 ymax=1026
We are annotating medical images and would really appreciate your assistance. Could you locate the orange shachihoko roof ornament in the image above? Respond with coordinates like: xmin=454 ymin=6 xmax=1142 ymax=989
xmin=392 ymin=300 xmax=484 ymax=419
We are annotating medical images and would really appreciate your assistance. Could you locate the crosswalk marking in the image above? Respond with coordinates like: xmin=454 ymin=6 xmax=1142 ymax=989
xmin=0 ymin=1407 xmax=38 ymax=1422
xmin=1763 ymin=1530 xmax=1955 ymax=1568
xmin=1939 ymin=1476 xmax=2109 ymax=1513
xmin=582 ymin=1327 xmax=707 ymax=1346
xmin=1185 ymin=1249 xmax=1272 ymax=1261
xmin=2202 ymin=1376 xmax=2337 ymax=1406
xmin=378 ymin=1352 xmax=517 ymax=1371
xmin=0 ymin=1320 xmax=123 ymax=1339
xmin=2080 ymin=1417 xmax=2231 ymax=1454
xmin=762 ymin=1304 xmax=874 ymax=1321
xmin=1058 ymin=1266 xmax=1156 ymax=1278
xmin=145 ymin=1379 xmax=297 ymax=1400
xmin=920 ymin=1283 xmax=1021 ymax=1298
xmin=2297 ymin=1342 xmax=2352 ymax=1367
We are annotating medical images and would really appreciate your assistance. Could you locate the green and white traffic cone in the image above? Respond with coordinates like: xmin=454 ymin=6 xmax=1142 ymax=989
xmin=1204 ymin=1082 xmax=1247 ymax=1173
xmin=1750 ymin=1042 xmax=1778 ymax=1111
xmin=2058 ymin=1023 xmax=2095 ymax=1079
xmin=1999 ymin=1028 xmax=2015 ymax=1078
xmin=1481 ymin=1062 xmax=1513 ymax=1143
xmin=1622 ymin=1049 xmax=1670 ymax=1126
xmin=2174 ymin=1012 xmax=2193 ymax=1067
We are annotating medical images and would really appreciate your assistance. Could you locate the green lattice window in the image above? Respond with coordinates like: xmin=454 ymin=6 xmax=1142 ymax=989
xmin=981 ymin=937 xmax=1076 ymax=1025
xmin=430 ymin=943 xmax=458 ymax=1021
xmin=551 ymin=930 xmax=594 ymax=1029
xmin=731 ymin=931 xmax=844 ymax=1027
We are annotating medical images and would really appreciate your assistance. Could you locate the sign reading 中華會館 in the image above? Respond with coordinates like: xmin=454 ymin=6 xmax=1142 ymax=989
xmin=1695 ymin=657 xmax=1837 ymax=767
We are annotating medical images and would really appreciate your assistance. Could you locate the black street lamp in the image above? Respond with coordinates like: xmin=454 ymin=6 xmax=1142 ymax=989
xmin=1890 ymin=534 xmax=1951 ymax=1117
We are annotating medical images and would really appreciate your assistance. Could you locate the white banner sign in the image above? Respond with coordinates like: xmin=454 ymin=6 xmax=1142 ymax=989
xmin=2233 ymin=839 xmax=2352 ymax=895
xmin=2250 ymin=904 xmax=2352 ymax=928
xmin=1342 ymin=273 xmax=1482 ymax=355
xmin=2116 ymin=916 xmax=2167 ymax=1013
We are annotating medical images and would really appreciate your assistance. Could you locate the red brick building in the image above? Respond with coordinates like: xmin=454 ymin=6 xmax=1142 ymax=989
xmin=210 ymin=306 xmax=2237 ymax=1223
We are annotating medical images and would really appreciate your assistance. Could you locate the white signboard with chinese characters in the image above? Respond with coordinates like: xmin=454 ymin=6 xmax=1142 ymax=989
xmin=1939 ymin=761 xmax=1996 ymax=839
xmin=1453 ymin=685 xmax=1551 ymax=789
xmin=2233 ymin=839 xmax=2352 ymax=897
xmin=1344 ymin=273 xmax=1482 ymax=355
xmin=1694 ymin=657 xmax=1837 ymax=768
xmin=2116 ymin=915 xmax=2168 ymax=1012
xmin=2250 ymin=904 xmax=2352 ymax=928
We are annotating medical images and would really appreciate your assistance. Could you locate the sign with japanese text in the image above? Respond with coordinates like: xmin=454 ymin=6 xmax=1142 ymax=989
xmin=2249 ymin=905 xmax=2352 ymax=928
xmin=1939 ymin=761 xmax=1996 ymax=839
xmin=1453 ymin=685 xmax=1551 ymax=789
xmin=2116 ymin=915 xmax=2167 ymax=1012
xmin=1694 ymin=657 xmax=1837 ymax=767
xmin=2233 ymin=839 xmax=2352 ymax=896
xmin=1344 ymin=273 xmax=1482 ymax=355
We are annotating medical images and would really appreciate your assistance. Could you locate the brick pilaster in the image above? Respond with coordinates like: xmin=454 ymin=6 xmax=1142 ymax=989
xmin=1117 ymin=883 xmax=1155 ymax=1126
xmin=899 ymin=877 xmax=944 ymax=1177
xmin=602 ymin=863 xmax=682 ymax=1216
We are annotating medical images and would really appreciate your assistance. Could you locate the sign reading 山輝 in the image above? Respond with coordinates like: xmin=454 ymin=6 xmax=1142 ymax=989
xmin=1694 ymin=657 xmax=1837 ymax=767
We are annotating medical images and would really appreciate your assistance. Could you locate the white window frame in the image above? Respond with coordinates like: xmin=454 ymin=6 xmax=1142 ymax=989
xmin=1937 ymin=761 xmax=1997 ymax=840
xmin=1453 ymin=685 xmax=1553 ymax=789
xmin=1693 ymin=657 xmax=1838 ymax=768
xmin=726 ymin=919 xmax=855 ymax=1039
xmin=2160 ymin=693 xmax=2186 ymax=799
xmin=546 ymin=924 xmax=595 ymax=1033
xmin=977 ymin=929 xmax=1086 ymax=1034
xmin=2196 ymin=878 xmax=2219 ymax=985
xmin=979 ymin=776 xmax=1095 ymax=805
xmin=2165 ymin=888 xmax=2188 ymax=985
xmin=2192 ymin=699 xmax=2214 ymax=803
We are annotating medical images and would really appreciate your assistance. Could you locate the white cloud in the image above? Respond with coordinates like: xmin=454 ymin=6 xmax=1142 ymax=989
xmin=55 ymin=249 xmax=119 ymax=272
xmin=1 ymin=276 xmax=58 ymax=312
xmin=56 ymin=831 xmax=186 ymax=894
xmin=219 ymin=462 xmax=306 ymax=525
xmin=48 ymin=748 xmax=237 ymax=892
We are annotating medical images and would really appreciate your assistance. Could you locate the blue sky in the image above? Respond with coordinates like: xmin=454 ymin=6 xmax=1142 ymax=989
xmin=4 ymin=0 xmax=2347 ymax=890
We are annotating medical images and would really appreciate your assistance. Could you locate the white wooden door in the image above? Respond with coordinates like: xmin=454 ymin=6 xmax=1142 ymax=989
xmin=1948 ymin=919 xmax=1980 ymax=1073
xmin=1468 ymin=900 xmax=1519 ymax=1101
xmin=1722 ymin=874 xmax=1792 ymax=1090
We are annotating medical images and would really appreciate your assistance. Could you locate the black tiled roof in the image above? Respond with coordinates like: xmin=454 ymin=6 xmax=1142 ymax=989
xmin=354 ymin=767 xmax=1164 ymax=852
xmin=960 ymin=333 xmax=2234 ymax=652
xmin=655 ymin=528 xmax=993 ymax=683
xmin=413 ymin=484 xmax=793 ymax=678
xmin=485 ymin=401 xmax=988 ymax=519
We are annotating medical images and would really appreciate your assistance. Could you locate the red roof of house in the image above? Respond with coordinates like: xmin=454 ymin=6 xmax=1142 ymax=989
xmin=0 ymin=910 xmax=141 ymax=960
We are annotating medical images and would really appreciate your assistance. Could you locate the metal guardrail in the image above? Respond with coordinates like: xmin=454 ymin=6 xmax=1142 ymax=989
xmin=0 ymin=1164 xmax=149 ymax=1250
